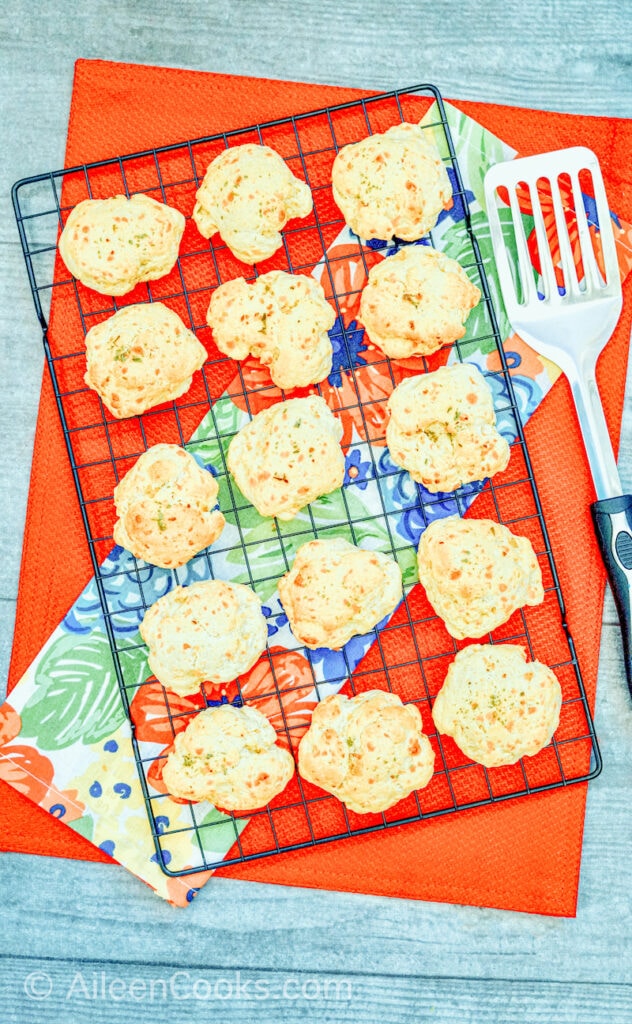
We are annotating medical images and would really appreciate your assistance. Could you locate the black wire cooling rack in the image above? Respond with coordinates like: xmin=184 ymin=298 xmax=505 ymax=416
xmin=12 ymin=83 xmax=601 ymax=877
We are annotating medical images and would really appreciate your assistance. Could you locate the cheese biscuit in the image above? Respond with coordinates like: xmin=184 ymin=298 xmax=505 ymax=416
xmin=59 ymin=194 xmax=184 ymax=296
xmin=139 ymin=580 xmax=268 ymax=696
xmin=193 ymin=144 xmax=313 ymax=263
xmin=359 ymin=245 xmax=480 ymax=359
xmin=331 ymin=123 xmax=452 ymax=241
xmin=298 ymin=691 xmax=435 ymax=813
xmin=84 ymin=302 xmax=206 ymax=419
xmin=386 ymin=363 xmax=510 ymax=492
xmin=278 ymin=538 xmax=402 ymax=649
xmin=163 ymin=704 xmax=295 ymax=809
xmin=227 ymin=396 xmax=345 ymax=520
xmin=417 ymin=516 xmax=544 ymax=639
xmin=207 ymin=271 xmax=335 ymax=389
xmin=113 ymin=444 xmax=225 ymax=568
xmin=432 ymin=644 xmax=562 ymax=767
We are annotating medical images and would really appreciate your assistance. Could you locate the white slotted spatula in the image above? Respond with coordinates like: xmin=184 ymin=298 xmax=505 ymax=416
xmin=484 ymin=147 xmax=632 ymax=699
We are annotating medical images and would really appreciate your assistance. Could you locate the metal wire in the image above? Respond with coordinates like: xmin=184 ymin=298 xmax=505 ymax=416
xmin=12 ymin=83 xmax=601 ymax=877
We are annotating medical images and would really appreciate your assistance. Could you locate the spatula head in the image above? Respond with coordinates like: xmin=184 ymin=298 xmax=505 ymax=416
xmin=484 ymin=147 xmax=622 ymax=362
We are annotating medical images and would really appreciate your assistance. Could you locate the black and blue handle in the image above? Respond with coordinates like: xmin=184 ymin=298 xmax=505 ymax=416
xmin=591 ymin=493 xmax=632 ymax=701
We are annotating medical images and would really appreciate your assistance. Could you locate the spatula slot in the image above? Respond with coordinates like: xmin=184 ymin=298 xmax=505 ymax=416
xmin=529 ymin=176 xmax=559 ymax=302
xmin=555 ymin=172 xmax=586 ymax=294
xmin=489 ymin=181 xmax=536 ymax=310
xmin=576 ymin=167 xmax=607 ymax=288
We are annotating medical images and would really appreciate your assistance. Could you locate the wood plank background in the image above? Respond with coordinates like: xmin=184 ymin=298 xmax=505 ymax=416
xmin=1 ymin=2 xmax=631 ymax=1022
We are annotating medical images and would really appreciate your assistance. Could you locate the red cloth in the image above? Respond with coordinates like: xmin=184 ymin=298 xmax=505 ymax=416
xmin=4 ymin=60 xmax=632 ymax=915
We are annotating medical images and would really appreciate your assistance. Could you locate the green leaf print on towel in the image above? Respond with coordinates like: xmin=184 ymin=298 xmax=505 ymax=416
xmin=441 ymin=208 xmax=530 ymax=346
xmin=197 ymin=807 xmax=248 ymax=857
xmin=20 ymin=631 xmax=149 ymax=750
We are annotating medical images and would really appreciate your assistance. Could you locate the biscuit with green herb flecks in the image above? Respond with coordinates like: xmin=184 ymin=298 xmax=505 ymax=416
xmin=331 ymin=123 xmax=452 ymax=241
xmin=163 ymin=704 xmax=294 ymax=808
xmin=298 ymin=690 xmax=434 ymax=813
xmin=417 ymin=516 xmax=544 ymax=640
xmin=58 ymin=194 xmax=184 ymax=296
xmin=386 ymin=363 xmax=509 ymax=492
xmin=84 ymin=302 xmax=206 ymax=419
xmin=432 ymin=644 xmax=562 ymax=767
xmin=279 ymin=537 xmax=402 ymax=649
xmin=193 ymin=144 xmax=312 ymax=263
xmin=359 ymin=245 xmax=480 ymax=359
xmin=113 ymin=444 xmax=224 ymax=568
xmin=227 ymin=395 xmax=344 ymax=520
xmin=207 ymin=270 xmax=335 ymax=388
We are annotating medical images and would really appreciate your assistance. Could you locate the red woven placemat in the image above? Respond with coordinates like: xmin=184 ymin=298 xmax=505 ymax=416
xmin=4 ymin=59 xmax=632 ymax=914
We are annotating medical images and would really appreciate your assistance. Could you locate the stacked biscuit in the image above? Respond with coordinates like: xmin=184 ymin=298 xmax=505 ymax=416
xmin=56 ymin=124 xmax=561 ymax=818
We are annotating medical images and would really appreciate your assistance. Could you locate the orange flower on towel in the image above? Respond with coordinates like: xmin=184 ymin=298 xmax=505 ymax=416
xmin=0 ymin=704 xmax=21 ymax=747
xmin=324 ymin=242 xmax=382 ymax=325
xmin=146 ymin=741 xmax=189 ymax=804
xmin=486 ymin=334 xmax=545 ymax=380
xmin=0 ymin=744 xmax=55 ymax=806
xmin=237 ymin=647 xmax=318 ymax=751
xmin=130 ymin=681 xmax=206 ymax=745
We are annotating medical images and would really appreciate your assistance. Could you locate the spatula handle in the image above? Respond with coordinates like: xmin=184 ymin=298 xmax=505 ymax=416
xmin=591 ymin=494 xmax=632 ymax=701
xmin=569 ymin=371 xmax=622 ymax=501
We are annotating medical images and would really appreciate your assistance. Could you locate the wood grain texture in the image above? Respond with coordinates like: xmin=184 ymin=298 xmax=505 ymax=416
xmin=3 ymin=955 xmax=631 ymax=1024
xmin=1 ymin=2 xmax=632 ymax=1023
xmin=0 ymin=816 xmax=630 ymax=983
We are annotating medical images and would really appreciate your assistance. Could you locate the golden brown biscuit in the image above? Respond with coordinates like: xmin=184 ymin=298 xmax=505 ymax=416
xmin=207 ymin=271 xmax=335 ymax=389
xmin=386 ymin=363 xmax=510 ymax=492
xmin=139 ymin=580 xmax=268 ymax=696
xmin=113 ymin=444 xmax=225 ymax=568
xmin=58 ymin=194 xmax=184 ymax=296
xmin=298 ymin=691 xmax=435 ymax=813
xmin=227 ymin=395 xmax=345 ymax=520
xmin=417 ymin=516 xmax=544 ymax=640
xmin=359 ymin=245 xmax=481 ymax=358
xmin=162 ymin=704 xmax=295 ymax=809
xmin=432 ymin=644 xmax=562 ymax=767
xmin=331 ymin=123 xmax=452 ymax=241
xmin=278 ymin=538 xmax=403 ymax=649
xmin=192 ymin=144 xmax=313 ymax=263
xmin=84 ymin=302 xmax=207 ymax=419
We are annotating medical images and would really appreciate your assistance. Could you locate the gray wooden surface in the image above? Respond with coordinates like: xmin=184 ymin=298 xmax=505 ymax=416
xmin=1 ymin=2 xmax=632 ymax=1022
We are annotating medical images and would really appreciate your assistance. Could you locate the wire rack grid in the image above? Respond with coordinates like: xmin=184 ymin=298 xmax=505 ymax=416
xmin=12 ymin=83 xmax=601 ymax=877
